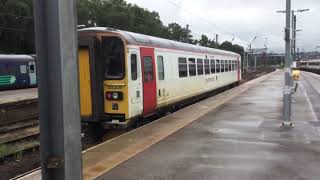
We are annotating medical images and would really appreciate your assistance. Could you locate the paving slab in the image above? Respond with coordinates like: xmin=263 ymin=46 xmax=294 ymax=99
xmin=98 ymin=71 xmax=320 ymax=180
xmin=0 ymin=88 xmax=37 ymax=104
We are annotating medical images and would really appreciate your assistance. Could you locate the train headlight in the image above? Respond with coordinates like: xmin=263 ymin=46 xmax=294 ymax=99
xmin=112 ymin=92 xmax=119 ymax=99
xmin=106 ymin=92 xmax=123 ymax=100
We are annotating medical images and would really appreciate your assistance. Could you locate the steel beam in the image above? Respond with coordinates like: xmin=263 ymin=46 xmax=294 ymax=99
xmin=33 ymin=0 xmax=82 ymax=179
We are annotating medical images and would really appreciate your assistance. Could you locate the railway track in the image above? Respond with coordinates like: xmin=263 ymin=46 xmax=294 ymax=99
xmin=0 ymin=119 xmax=39 ymax=158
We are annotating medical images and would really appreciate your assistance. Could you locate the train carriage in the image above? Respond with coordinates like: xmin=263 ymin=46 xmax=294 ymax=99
xmin=0 ymin=55 xmax=37 ymax=90
xmin=78 ymin=27 xmax=241 ymax=129
xmin=299 ymin=59 xmax=320 ymax=74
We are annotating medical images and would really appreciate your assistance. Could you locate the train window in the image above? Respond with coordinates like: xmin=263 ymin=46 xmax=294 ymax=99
xmin=178 ymin=58 xmax=188 ymax=78
xmin=225 ymin=61 xmax=229 ymax=72
xmin=230 ymin=60 xmax=233 ymax=71
xmin=131 ymin=54 xmax=138 ymax=80
xmin=225 ymin=60 xmax=229 ymax=72
xmin=188 ymin=58 xmax=196 ymax=76
xmin=157 ymin=56 xmax=165 ymax=80
xmin=143 ymin=56 xmax=154 ymax=82
xmin=20 ymin=65 xmax=27 ymax=74
xmin=7 ymin=65 xmax=17 ymax=75
xmin=210 ymin=60 xmax=215 ymax=74
xmin=30 ymin=64 xmax=35 ymax=73
xmin=231 ymin=61 xmax=233 ymax=71
xmin=216 ymin=60 xmax=220 ymax=73
xmin=102 ymin=37 xmax=125 ymax=80
xmin=0 ymin=64 xmax=6 ymax=74
xmin=233 ymin=61 xmax=234 ymax=70
xmin=204 ymin=59 xmax=210 ymax=75
xmin=229 ymin=60 xmax=232 ymax=71
xmin=197 ymin=59 xmax=204 ymax=75
xmin=221 ymin=60 xmax=224 ymax=72
xmin=236 ymin=60 xmax=238 ymax=70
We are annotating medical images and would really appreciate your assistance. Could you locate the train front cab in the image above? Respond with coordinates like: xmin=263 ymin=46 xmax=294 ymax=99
xmin=79 ymin=32 xmax=142 ymax=129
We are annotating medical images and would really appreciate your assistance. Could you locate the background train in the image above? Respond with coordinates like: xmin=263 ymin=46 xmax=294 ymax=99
xmin=78 ymin=27 xmax=241 ymax=129
xmin=299 ymin=59 xmax=320 ymax=74
xmin=0 ymin=55 xmax=37 ymax=90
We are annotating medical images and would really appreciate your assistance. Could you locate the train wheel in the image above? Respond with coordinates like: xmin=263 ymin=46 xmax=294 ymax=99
xmin=82 ymin=123 xmax=105 ymax=142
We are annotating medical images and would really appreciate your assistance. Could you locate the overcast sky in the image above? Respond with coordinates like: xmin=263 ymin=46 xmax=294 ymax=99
xmin=126 ymin=0 xmax=320 ymax=53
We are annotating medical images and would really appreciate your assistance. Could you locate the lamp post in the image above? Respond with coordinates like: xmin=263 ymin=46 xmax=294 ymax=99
xmin=265 ymin=38 xmax=268 ymax=66
xmin=316 ymin=46 xmax=320 ymax=58
xmin=282 ymin=0 xmax=292 ymax=126
xmin=276 ymin=8 xmax=310 ymax=64
xmin=248 ymin=36 xmax=257 ymax=71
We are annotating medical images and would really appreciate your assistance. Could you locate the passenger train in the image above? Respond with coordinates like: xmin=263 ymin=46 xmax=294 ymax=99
xmin=0 ymin=55 xmax=37 ymax=90
xmin=78 ymin=27 xmax=241 ymax=129
xmin=299 ymin=59 xmax=320 ymax=74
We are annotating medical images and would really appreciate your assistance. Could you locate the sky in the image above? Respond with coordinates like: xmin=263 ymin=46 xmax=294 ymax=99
xmin=125 ymin=0 xmax=320 ymax=53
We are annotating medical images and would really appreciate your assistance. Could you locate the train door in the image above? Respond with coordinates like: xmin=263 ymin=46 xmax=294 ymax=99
xmin=28 ymin=61 xmax=37 ymax=85
xmin=140 ymin=47 xmax=157 ymax=116
xmin=129 ymin=51 xmax=143 ymax=117
xmin=78 ymin=48 xmax=93 ymax=117
xmin=156 ymin=55 xmax=167 ymax=106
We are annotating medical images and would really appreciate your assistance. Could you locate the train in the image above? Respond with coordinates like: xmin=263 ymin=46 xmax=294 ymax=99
xmin=299 ymin=59 xmax=320 ymax=74
xmin=78 ymin=27 xmax=241 ymax=129
xmin=0 ymin=55 xmax=37 ymax=90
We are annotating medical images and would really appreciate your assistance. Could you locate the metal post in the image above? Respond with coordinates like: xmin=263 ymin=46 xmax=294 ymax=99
xmin=215 ymin=34 xmax=219 ymax=48
xmin=282 ymin=0 xmax=292 ymax=126
xmin=246 ymin=48 xmax=249 ymax=72
xmin=33 ymin=0 xmax=82 ymax=179
xmin=265 ymin=38 xmax=268 ymax=66
xmin=249 ymin=44 xmax=252 ymax=71
xmin=292 ymin=15 xmax=296 ymax=63
xmin=254 ymin=56 xmax=257 ymax=71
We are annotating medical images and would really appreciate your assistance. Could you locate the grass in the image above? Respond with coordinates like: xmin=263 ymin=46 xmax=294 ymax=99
xmin=0 ymin=141 xmax=39 ymax=159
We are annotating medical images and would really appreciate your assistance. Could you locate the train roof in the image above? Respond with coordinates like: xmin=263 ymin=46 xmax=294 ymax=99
xmin=0 ymin=54 xmax=35 ymax=62
xmin=307 ymin=59 xmax=320 ymax=62
xmin=79 ymin=27 xmax=240 ymax=58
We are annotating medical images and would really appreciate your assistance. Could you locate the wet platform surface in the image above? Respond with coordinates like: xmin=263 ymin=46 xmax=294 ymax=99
xmin=0 ymin=88 xmax=37 ymax=104
xmin=99 ymin=71 xmax=320 ymax=180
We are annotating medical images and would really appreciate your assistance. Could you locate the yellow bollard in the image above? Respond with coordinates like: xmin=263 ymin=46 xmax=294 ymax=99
xmin=292 ymin=70 xmax=300 ymax=81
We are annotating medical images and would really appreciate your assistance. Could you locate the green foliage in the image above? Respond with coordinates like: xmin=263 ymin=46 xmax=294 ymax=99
xmin=198 ymin=34 xmax=218 ymax=48
xmin=220 ymin=41 xmax=245 ymax=59
xmin=0 ymin=0 xmax=244 ymax=57
xmin=0 ymin=144 xmax=7 ymax=157
xmin=0 ymin=0 xmax=35 ymax=54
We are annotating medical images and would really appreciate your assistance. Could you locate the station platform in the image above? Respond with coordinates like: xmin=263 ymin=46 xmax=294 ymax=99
xmin=0 ymin=88 xmax=37 ymax=105
xmin=18 ymin=70 xmax=320 ymax=180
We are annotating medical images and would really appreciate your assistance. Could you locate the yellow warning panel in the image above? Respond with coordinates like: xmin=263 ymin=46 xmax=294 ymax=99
xmin=79 ymin=48 xmax=92 ymax=116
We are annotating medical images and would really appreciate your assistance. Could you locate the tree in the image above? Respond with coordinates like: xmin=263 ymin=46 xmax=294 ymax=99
xmin=167 ymin=23 xmax=193 ymax=43
xmin=0 ymin=0 xmax=35 ymax=54
xmin=0 ymin=0 xmax=244 ymax=55
xmin=199 ymin=34 xmax=209 ymax=47
xmin=219 ymin=41 xmax=245 ymax=60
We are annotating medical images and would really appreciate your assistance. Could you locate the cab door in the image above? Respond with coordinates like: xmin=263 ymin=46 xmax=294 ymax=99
xmin=140 ymin=47 xmax=157 ymax=116
xmin=28 ymin=61 xmax=37 ymax=85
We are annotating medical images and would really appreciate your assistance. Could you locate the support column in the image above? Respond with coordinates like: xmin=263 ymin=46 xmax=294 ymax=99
xmin=33 ymin=0 xmax=82 ymax=179
xmin=283 ymin=0 xmax=292 ymax=126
